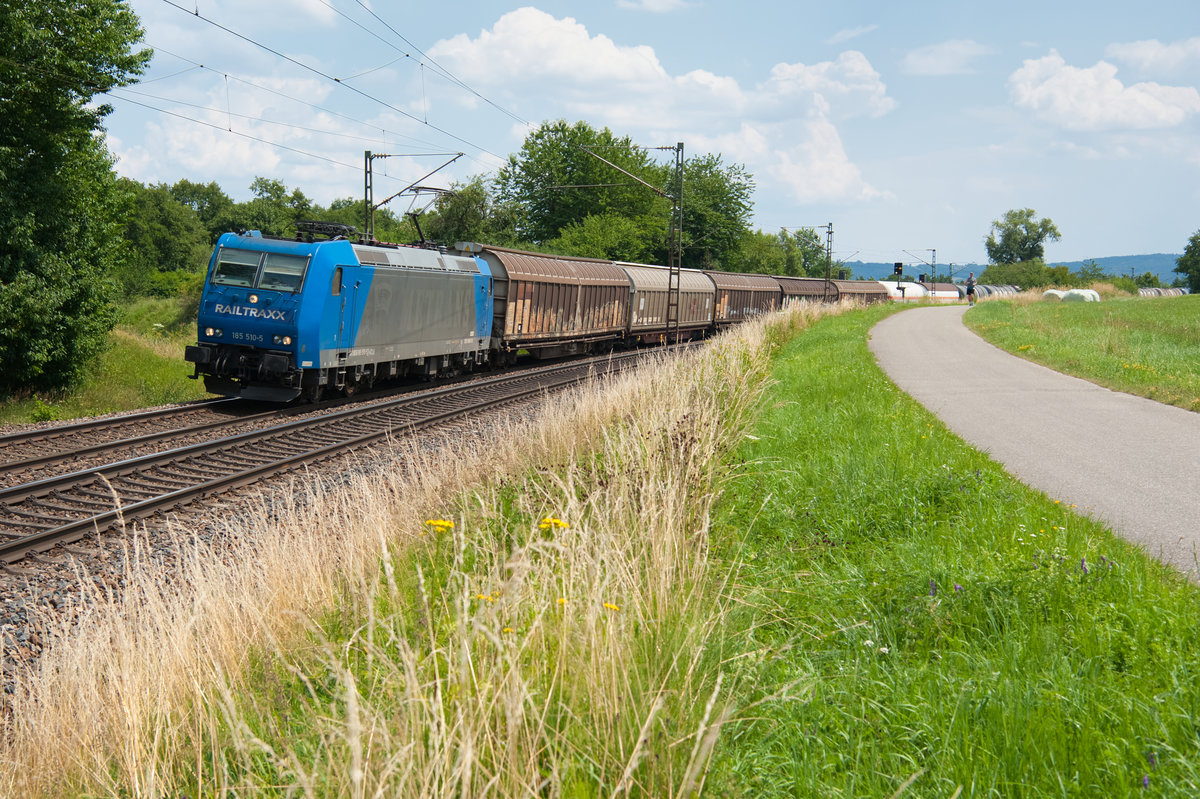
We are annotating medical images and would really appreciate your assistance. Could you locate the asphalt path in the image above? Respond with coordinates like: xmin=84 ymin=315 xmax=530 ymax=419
xmin=869 ymin=305 xmax=1200 ymax=577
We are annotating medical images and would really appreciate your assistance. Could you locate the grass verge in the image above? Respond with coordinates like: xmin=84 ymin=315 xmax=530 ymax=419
xmin=0 ymin=303 xmax=831 ymax=797
xmin=0 ymin=298 xmax=208 ymax=426
xmin=709 ymin=303 xmax=1200 ymax=796
xmin=8 ymin=300 xmax=1200 ymax=797
xmin=965 ymin=293 xmax=1200 ymax=411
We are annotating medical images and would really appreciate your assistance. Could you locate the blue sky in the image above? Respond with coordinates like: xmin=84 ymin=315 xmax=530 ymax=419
xmin=107 ymin=0 xmax=1200 ymax=268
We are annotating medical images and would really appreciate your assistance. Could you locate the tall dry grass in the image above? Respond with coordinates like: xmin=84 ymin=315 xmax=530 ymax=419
xmin=0 ymin=301 xmax=837 ymax=797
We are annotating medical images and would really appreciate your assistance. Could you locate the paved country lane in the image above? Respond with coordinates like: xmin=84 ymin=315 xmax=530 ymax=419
xmin=869 ymin=305 xmax=1200 ymax=578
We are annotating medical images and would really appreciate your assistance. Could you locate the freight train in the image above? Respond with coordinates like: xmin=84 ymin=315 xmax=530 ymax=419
xmin=184 ymin=226 xmax=916 ymax=401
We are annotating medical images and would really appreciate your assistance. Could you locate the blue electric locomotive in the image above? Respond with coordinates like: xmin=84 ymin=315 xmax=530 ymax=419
xmin=185 ymin=230 xmax=493 ymax=401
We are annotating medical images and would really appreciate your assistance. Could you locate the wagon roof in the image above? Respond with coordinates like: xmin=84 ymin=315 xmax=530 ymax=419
xmin=615 ymin=262 xmax=713 ymax=292
xmin=832 ymin=279 xmax=888 ymax=295
xmin=702 ymin=270 xmax=780 ymax=290
xmin=773 ymin=276 xmax=831 ymax=292
xmin=464 ymin=244 xmax=628 ymax=286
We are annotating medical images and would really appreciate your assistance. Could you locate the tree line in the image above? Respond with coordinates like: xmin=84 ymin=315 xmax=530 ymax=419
xmin=979 ymin=208 xmax=1189 ymax=292
xmin=4 ymin=0 xmax=1197 ymax=400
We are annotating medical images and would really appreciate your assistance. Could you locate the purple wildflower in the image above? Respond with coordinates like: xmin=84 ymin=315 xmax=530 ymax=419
xmin=954 ymin=583 xmax=963 ymax=593
xmin=929 ymin=580 xmax=937 ymax=597
xmin=1081 ymin=556 xmax=1089 ymax=575
xmin=1147 ymin=751 xmax=1158 ymax=769
xmin=1143 ymin=774 xmax=1150 ymax=788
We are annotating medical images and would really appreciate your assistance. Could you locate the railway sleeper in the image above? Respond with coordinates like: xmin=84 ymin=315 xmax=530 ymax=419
xmin=25 ymin=498 xmax=107 ymax=514
xmin=135 ymin=474 xmax=196 ymax=490
xmin=2 ymin=506 xmax=73 ymax=523
xmin=107 ymin=484 xmax=166 ymax=500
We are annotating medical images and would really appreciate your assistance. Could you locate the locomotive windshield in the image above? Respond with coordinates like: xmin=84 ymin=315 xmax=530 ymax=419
xmin=211 ymin=248 xmax=309 ymax=292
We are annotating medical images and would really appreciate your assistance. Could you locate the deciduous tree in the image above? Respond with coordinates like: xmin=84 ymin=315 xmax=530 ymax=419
xmin=495 ymin=120 xmax=664 ymax=245
xmin=118 ymin=180 xmax=211 ymax=298
xmin=0 ymin=0 xmax=151 ymax=395
xmin=1174 ymin=230 xmax=1200 ymax=293
xmin=984 ymin=209 xmax=1061 ymax=264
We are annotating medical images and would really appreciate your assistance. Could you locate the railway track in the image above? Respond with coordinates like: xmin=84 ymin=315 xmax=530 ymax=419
xmin=0 ymin=348 xmax=662 ymax=567
xmin=0 ymin=396 xmax=287 ymax=478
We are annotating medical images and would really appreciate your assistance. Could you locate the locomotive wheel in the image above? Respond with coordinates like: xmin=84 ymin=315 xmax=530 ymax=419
xmin=302 ymin=384 xmax=323 ymax=404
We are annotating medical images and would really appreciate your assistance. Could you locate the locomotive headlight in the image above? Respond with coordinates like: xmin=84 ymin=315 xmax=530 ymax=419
xmin=248 ymin=294 xmax=259 ymax=304
xmin=204 ymin=327 xmax=222 ymax=337
xmin=273 ymin=335 xmax=293 ymax=345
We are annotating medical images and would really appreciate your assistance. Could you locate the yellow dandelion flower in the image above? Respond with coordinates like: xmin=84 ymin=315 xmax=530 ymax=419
xmin=539 ymin=517 xmax=569 ymax=530
xmin=503 ymin=627 xmax=514 ymax=633
xmin=557 ymin=597 xmax=567 ymax=605
xmin=603 ymin=602 xmax=621 ymax=611
xmin=475 ymin=593 xmax=486 ymax=600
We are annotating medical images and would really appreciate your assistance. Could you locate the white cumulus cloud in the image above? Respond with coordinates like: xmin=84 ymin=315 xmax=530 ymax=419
xmin=1105 ymin=37 xmax=1200 ymax=74
xmin=902 ymin=40 xmax=994 ymax=76
xmin=1008 ymin=50 xmax=1200 ymax=131
xmin=761 ymin=51 xmax=897 ymax=118
xmin=428 ymin=7 xmax=669 ymax=88
xmin=615 ymin=0 xmax=692 ymax=11
xmin=426 ymin=8 xmax=894 ymax=206
xmin=826 ymin=25 xmax=878 ymax=46
xmin=773 ymin=102 xmax=890 ymax=203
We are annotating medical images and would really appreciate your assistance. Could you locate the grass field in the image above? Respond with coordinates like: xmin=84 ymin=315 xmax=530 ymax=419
xmin=5 ymin=302 xmax=1200 ymax=797
xmin=708 ymin=304 xmax=1200 ymax=796
xmin=0 ymin=298 xmax=208 ymax=427
xmin=965 ymin=294 xmax=1200 ymax=411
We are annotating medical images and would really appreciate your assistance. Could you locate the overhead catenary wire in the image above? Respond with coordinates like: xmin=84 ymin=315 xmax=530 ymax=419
xmin=348 ymin=0 xmax=532 ymax=128
xmin=143 ymin=45 xmax=462 ymax=158
xmin=0 ymin=49 xmax=469 ymax=194
xmin=158 ymin=0 xmax=501 ymax=159
xmin=112 ymin=84 xmax=462 ymax=152
xmin=111 ymin=94 xmax=363 ymax=171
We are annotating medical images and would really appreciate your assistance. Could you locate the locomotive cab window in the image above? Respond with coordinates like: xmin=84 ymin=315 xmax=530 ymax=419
xmin=210 ymin=249 xmax=309 ymax=293
xmin=258 ymin=253 xmax=308 ymax=292
xmin=211 ymin=249 xmax=260 ymax=287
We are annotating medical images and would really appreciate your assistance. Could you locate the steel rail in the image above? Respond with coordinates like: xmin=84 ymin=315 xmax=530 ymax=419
xmin=0 ymin=398 xmax=240 ymax=448
xmin=0 ymin=407 xmax=290 ymax=475
xmin=0 ymin=347 xmax=671 ymax=565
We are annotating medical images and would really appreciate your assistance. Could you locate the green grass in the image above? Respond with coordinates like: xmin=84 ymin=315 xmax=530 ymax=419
xmin=0 ymin=298 xmax=209 ymax=425
xmin=965 ymin=295 xmax=1200 ymax=411
xmin=707 ymin=304 xmax=1200 ymax=797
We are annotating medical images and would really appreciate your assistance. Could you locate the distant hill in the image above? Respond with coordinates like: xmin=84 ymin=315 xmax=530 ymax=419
xmin=1050 ymin=254 xmax=1182 ymax=283
xmin=844 ymin=253 xmax=1182 ymax=283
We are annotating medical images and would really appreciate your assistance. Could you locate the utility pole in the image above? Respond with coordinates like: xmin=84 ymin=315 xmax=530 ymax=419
xmin=363 ymin=150 xmax=463 ymax=242
xmin=579 ymin=142 xmax=685 ymax=342
xmin=666 ymin=142 xmax=684 ymax=344
xmin=823 ymin=223 xmax=834 ymax=302
xmin=364 ymin=150 xmax=376 ymax=240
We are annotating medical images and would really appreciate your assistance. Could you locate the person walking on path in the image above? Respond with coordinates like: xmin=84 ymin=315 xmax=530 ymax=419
xmin=966 ymin=272 xmax=977 ymax=306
